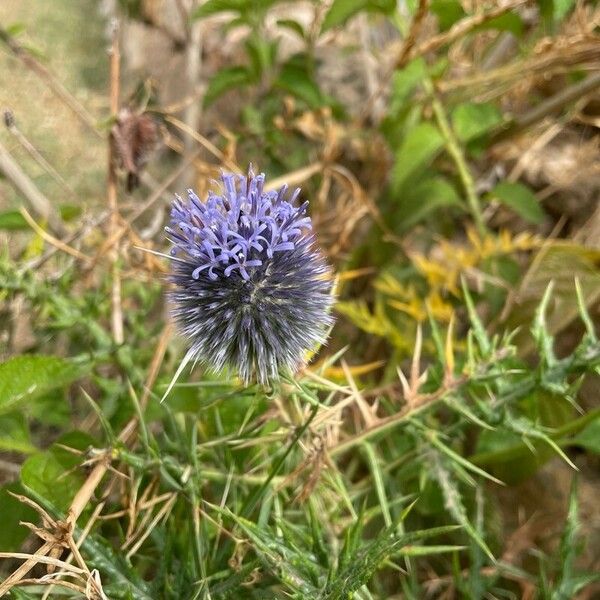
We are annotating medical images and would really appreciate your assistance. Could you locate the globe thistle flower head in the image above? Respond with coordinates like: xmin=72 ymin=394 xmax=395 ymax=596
xmin=166 ymin=168 xmax=334 ymax=386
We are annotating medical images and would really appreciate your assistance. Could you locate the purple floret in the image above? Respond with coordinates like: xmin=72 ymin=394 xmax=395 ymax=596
xmin=166 ymin=168 xmax=335 ymax=384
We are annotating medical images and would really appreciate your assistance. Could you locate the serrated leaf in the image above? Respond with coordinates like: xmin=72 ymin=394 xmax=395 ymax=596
xmin=491 ymin=182 xmax=545 ymax=224
xmin=80 ymin=530 xmax=155 ymax=599
xmin=391 ymin=123 xmax=444 ymax=193
xmin=210 ymin=506 xmax=321 ymax=595
xmin=505 ymin=415 xmax=578 ymax=471
xmin=428 ymin=432 xmax=504 ymax=486
xmin=432 ymin=459 xmax=495 ymax=561
xmin=551 ymin=478 xmax=599 ymax=599
xmin=323 ymin=525 xmax=460 ymax=598
xmin=203 ymin=66 xmax=255 ymax=107
xmin=0 ymin=355 xmax=86 ymax=416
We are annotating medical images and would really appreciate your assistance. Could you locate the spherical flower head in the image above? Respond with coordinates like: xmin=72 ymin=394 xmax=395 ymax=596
xmin=166 ymin=168 xmax=335 ymax=385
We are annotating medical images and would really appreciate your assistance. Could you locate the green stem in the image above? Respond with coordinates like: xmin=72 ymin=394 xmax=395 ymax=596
xmin=425 ymin=78 xmax=487 ymax=236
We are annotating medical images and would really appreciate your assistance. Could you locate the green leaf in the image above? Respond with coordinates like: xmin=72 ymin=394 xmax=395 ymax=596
xmin=476 ymin=11 xmax=524 ymax=35
xmin=321 ymin=0 xmax=395 ymax=32
xmin=432 ymin=459 xmax=495 ymax=561
xmin=276 ymin=19 xmax=305 ymax=39
xmin=388 ymin=58 xmax=427 ymax=117
xmin=452 ymin=102 xmax=502 ymax=143
xmin=5 ymin=22 xmax=27 ymax=37
xmin=210 ymin=506 xmax=321 ymax=595
xmin=0 ymin=355 xmax=86 ymax=416
xmin=0 ymin=483 xmax=39 ymax=552
xmin=573 ymin=417 xmax=600 ymax=454
xmin=430 ymin=0 xmax=466 ymax=31
xmin=551 ymin=478 xmax=600 ymax=599
xmin=20 ymin=431 xmax=94 ymax=512
xmin=203 ymin=66 xmax=255 ymax=107
xmin=0 ymin=413 xmax=35 ymax=453
xmin=276 ymin=62 xmax=324 ymax=108
xmin=395 ymin=176 xmax=461 ymax=230
xmin=0 ymin=210 xmax=28 ymax=230
xmin=59 ymin=203 xmax=82 ymax=222
xmin=428 ymin=431 xmax=504 ymax=486
xmin=554 ymin=0 xmax=575 ymax=20
xmin=391 ymin=122 xmax=444 ymax=193
xmin=536 ymin=0 xmax=575 ymax=25
xmin=192 ymin=0 xmax=281 ymax=19
xmin=245 ymin=36 xmax=278 ymax=79
xmin=491 ymin=182 xmax=545 ymax=224
xmin=399 ymin=544 xmax=466 ymax=556
xmin=193 ymin=0 xmax=250 ymax=19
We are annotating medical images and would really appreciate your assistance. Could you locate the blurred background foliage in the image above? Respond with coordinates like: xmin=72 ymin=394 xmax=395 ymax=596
xmin=0 ymin=0 xmax=600 ymax=598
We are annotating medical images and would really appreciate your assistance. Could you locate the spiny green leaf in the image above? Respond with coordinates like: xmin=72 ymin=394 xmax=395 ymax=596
xmin=323 ymin=525 xmax=460 ymax=599
xmin=432 ymin=458 xmax=495 ymax=561
xmin=209 ymin=505 xmax=321 ymax=594
xmin=550 ymin=478 xmax=600 ymax=599
xmin=505 ymin=415 xmax=578 ymax=471
xmin=362 ymin=442 xmax=392 ymax=527
xmin=574 ymin=277 xmax=597 ymax=342
xmin=428 ymin=431 xmax=504 ymax=486
xmin=532 ymin=281 xmax=556 ymax=363
xmin=461 ymin=278 xmax=491 ymax=356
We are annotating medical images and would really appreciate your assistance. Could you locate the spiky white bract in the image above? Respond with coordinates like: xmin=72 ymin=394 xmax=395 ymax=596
xmin=166 ymin=169 xmax=334 ymax=385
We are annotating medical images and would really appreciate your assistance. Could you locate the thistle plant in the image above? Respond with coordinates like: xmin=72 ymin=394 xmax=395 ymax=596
xmin=165 ymin=168 xmax=335 ymax=385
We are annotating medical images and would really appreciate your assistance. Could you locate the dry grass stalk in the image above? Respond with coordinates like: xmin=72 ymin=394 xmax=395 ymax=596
xmin=0 ymin=140 xmax=66 ymax=236
xmin=107 ymin=19 xmax=124 ymax=346
xmin=19 ymin=208 xmax=91 ymax=263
